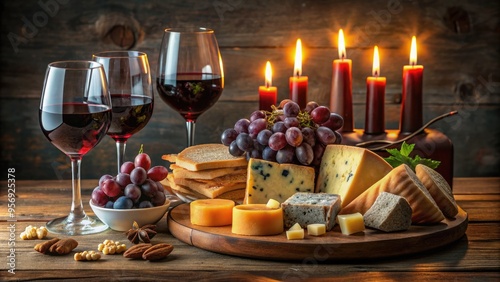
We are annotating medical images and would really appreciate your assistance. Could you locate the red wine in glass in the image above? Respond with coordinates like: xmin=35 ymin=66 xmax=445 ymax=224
xmin=107 ymin=94 xmax=154 ymax=142
xmin=156 ymin=73 xmax=223 ymax=122
xmin=39 ymin=103 xmax=111 ymax=156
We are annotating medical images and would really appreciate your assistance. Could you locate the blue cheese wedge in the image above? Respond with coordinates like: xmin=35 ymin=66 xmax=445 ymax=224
xmin=245 ymin=158 xmax=315 ymax=204
xmin=281 ymin=192 xmax=341 ymax=231
xmin=363 ymin=192 xmax=412 ymax=232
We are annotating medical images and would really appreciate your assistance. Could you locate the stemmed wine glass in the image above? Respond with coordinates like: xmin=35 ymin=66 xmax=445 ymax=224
xmin=157 ymin=27 xmax=224 ymax=147
xmin=92 ymin=51 xmax=153 ymax=173
xmin=39 ymin=61 xmax=111 ymax=235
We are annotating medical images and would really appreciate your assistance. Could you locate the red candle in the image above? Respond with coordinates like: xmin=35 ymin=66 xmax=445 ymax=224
xmin=289 ymin=39 xmax=308 ymax=109
xmin=365 ymin=46 xmax=386 ymax=134
xmin=330 ymin=29 xmax=353 ymax=132
xmin=258 ymin=61 xmax=277 ymax=111
xmin=400 ymin=36 xmax=424 ymax=133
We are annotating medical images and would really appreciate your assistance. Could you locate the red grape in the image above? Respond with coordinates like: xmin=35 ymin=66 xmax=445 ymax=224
xmin=285 ymin=127 xmax=303 ymax=147
xmin=316 ymin=126 xmax=337 ymax=145
xmin=130 ymin=167 xmax=147 ymax=185
xmin=229 ymin=140 xmax=245 ymax=156
xmin=141 ymin=179 xmax=157 ymax=198
xmin=301 ymin=127 xmax=316 ymax=147
xmin=272 ymin=121 xmax=287 ymax=133
xmin=101 ymin=179 xmax=122 ymax=198
xmin=304 ymin=101 xmax=319 ymax=113
xmin=279 ymin=99 xmax=293 ymax=109
xmin=257 ymin=129 xmax=272 ymax=146
xmin=99 ymin=174 xmax=113 ymax=186
xmin=268 ymin=132 xmax=287 ymax=151
xmin=234 ymin=118 xmax=250 ymax=134
xmin=310 ymin=106 xmax=331 ymax=124
xmin=91 ymin=187 xmax=108 ymax=207
xmin=147 ymin=166 xmax=168 ymax=181
xmin=236 ymin=133 xmax=254 ymax=152
xmin=296 ymin=143 xmax=314 ymax=165
xmin=276 ymin=146 xmax=294 ymax=163
xmin=284 ymin=117 xmax=299 ymax=128
xmin=322 ymin=113 xmax=344 ymax=131
xmin=249 ymin=110 xmax=266 ymax=122
xmin=248 ymin=118 xmax=267 ymax=138
xmin=120 ymin=161 xmax=135 ymax=174
xmin=115 ymin=173 xmax=131 ymax=187
xmin=134 ymin=153 xmax=151 ymax=170
xmin=151 ymin=190 xmax=167 ymax=206
xmin=124 ymin=184 xmax=142 ymax=203
xmin=221 ymin=128 xmax=238 ymax=146
xmin=262 ymin=146 xmax=277 ymax=162
xmin=283 ymin=101 xmax=300 ymax=117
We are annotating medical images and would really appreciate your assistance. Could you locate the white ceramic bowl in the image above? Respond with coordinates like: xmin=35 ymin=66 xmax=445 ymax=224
xmin=89 ymin=199 xmax=170 ymax=231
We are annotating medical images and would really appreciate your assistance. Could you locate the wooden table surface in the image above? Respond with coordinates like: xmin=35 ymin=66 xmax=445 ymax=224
xmin=1 ymin=178 xmax=499 ymax=281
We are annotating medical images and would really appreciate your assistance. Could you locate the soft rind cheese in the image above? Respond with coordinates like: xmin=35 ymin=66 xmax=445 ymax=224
xmin=307 ymin=224 xmax=326 ymax=236
xmin=245 ymin=158 xmax=315 ymax=204
xmin=337 ymin=213 xmax=365 ymax=235
xmin=316 ymin=145 xmax=392 ymax=208
xmin=281 ymin=192 xmax=341 ymax=231
xmin=190 ymin=199 xmax=235 ymax=226
xmin=363 ymin=192 xmax=412 ymax=232
xmin=231 ymin=204 xmax=284 ymax=236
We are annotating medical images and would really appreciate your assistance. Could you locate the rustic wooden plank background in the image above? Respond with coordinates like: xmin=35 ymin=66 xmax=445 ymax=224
xmin=0 ymin=0 xmax=499 ymax=180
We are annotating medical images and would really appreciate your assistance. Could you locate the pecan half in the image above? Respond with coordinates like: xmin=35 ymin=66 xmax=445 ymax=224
xmin=34 ymin=238 xmax=60 ymax=254
xmin=49 ymin=238 xmax=78 ymax=255
xmin=142 ymin=243 xmax=173 ymax=261
xmin=123 ymin=243 xmax=152 ymax=259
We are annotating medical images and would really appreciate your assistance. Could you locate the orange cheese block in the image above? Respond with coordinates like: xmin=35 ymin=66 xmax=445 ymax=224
xmin=232 ymin=204 xmax=284 ymax=236
xmin=190 ymin=199 xmax=235 ymax=226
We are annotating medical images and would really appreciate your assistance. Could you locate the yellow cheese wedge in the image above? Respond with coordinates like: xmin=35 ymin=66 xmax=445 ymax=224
xmin=316 ymin=145 xmax=392 ymax=208
xmin=190 ymin=199 xmax=235 ymax=227
xmin=307 ymin=224 xmax=326 ymax=236
xmin=266 ymin=199 xmax=281 ymax=209
xmin=289 ymin=222 xmax=302 ymax=231
xmin=337 ymin=213 xmax=365 ymax=235
xmin=286 ymin=228 xmax=305 ymax=240
xmin=232 ymin=204 xmax=284 ymax=236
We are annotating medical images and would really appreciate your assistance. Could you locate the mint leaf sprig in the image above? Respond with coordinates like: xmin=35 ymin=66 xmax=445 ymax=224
xmin=384 ymin=141 xmax=440 ymax=171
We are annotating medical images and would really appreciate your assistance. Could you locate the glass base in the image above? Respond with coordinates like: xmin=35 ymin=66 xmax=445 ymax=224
xmin=46 ymin=215 xmax=108 ymax=235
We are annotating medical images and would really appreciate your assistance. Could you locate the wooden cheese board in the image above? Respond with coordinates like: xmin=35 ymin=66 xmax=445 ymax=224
xmin=167 ymin=203 xmax=468 ymax=261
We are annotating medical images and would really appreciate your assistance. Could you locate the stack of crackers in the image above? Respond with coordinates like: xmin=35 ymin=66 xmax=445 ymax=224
xmin=161 ymin=144 xmax=247 ymax=202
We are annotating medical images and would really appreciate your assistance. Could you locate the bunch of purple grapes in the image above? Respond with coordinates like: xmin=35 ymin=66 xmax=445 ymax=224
xmin=91 ymin=152 xmax=169 ymax=209
xmin=221 ymin=99 xmax=343 ymax=166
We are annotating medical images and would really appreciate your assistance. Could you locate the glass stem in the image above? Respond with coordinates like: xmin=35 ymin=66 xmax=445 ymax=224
xmin=186 ymin=121 xmax=196 ymax=147
xmin=116 ymin=141 xmax=127 ymax=174
xmin=68 ymin=157 xmax=86 ymax=223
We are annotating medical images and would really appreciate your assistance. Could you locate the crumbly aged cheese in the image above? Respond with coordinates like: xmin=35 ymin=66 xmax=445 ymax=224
xmin=337 ymin=213 xmax=365 ymax=235
xmin=307 ymin=224 xmax=326 ymax=236
xmin=245 ymin=158 xmax=315 ymax=204
xmin=316 ymin=145 xmax=392 ymax=208
xmin=340 ymin=164 xmax=445 ymax=224
xmin=232 ymin=204 xmax=284 ymax=236
xmin=281 ymin=192 xmax=341 ymax=231
xmin=190 ymin=199 xmax=235 ymax=226
xmin=286 ymin=228 xmax=305 ymax=240
xmin=363 ymin=192 xmax=412 ymax=232
xmin=416 ymin=164 xmax=458 ymax=218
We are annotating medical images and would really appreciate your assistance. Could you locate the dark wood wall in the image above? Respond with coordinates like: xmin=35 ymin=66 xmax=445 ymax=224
xmin=1 ymin=0 xmax=499 ymax=180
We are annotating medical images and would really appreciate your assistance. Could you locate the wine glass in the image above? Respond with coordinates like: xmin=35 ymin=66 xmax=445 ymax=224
xmin=157 ymin=27 xmax=224 ymax=147
xmin=39 ymin=61 xmax=111 ymax=235
xmin=92 ymin=51 xmax=153 ymax=173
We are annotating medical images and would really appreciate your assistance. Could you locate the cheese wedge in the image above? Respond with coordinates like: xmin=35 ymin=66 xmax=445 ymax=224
xmin=340 ymin=164 xmax=445 ymax=224
xmin=416 ymin=164 xmax=458 ymax=218
xmin=316 ymin=145 xmax=392 ymax=208
xmin=286 ymin=229 xmax=305 ymax=240
xmin=307 ymin=224 xmax=326 ymax=236
xmin=363 ymin=192 xmax=412 ymax=232
xmin=232 ymin=204 xmax=284 ymax=236
xmin=190 ymin=199 xmax=235 ymax=226
xmin=163 ymin=144 xmax=247 ymax=171
xmin=245 ymin=158 xmax=315 ymax=204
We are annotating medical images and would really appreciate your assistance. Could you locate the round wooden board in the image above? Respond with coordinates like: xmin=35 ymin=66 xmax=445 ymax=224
xmin=167 ymin=204 xmax=468 ymax=261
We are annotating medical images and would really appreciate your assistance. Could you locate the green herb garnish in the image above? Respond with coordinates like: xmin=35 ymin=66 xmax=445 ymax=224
xmin=384 ymin=141 xmax=440 ymax=170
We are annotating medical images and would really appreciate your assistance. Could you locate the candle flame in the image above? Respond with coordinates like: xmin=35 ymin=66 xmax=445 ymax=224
xmin=410 ymin=36 xmax=417 ymax=65
xmin=338 ymin=29 xmax=346 ymax=60
xmin=372 ymin=46 xmax=380 ymax=77
xmin=294 ymin=39 xmax=302 ymax=76
xmin=265 ymin=61 xmax=272 ymax=87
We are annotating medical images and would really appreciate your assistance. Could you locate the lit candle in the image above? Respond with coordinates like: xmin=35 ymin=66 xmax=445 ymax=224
xmin=365 ymin=46 xmax=386 ymax=134
xmin=258 ymin=61 xmax=278 ymax=111
xmin=330 ymin=29 xmax=353 ymax=132
xmin=289 ymin=39 xmax=308 ymax=109
xmin=400 ymin=36 xmax=424 ymax=133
